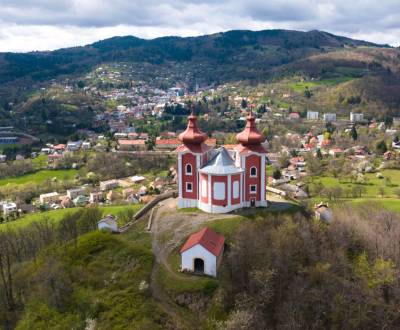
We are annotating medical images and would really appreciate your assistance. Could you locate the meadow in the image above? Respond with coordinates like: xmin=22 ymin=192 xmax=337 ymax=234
xmin=310 ymin=169 xmax=400 ymax=198
xmin=0 ymin=169 xmax=78 ymax=186
xmin=289 ymin=77 xmax=355 ymax=93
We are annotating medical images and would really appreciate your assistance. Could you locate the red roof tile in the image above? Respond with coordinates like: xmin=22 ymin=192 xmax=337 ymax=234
xmin=156 ymin=139 xmax=180 ymax=145
xmin=180 ymin=227 xmax=225 ymax=257
xmin=118 ymin=139 xmax=145 ymax=145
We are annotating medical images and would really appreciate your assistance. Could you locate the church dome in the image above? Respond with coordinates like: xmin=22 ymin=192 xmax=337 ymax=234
xmin=179 ymin=111 xmax=207 ymax=145
xmin=236 ymin=111 xmax=265 ymax=146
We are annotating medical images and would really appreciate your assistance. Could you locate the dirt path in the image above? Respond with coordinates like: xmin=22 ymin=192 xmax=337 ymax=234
xmin=148 ymin=198 xmax=236 ymax=328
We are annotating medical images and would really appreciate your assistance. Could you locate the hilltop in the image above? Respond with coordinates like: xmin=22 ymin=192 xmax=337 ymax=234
xmin=0 ymin=29 xmax=388 ymax=86
xmin=0 ymin=29 xmax=399 ymax=141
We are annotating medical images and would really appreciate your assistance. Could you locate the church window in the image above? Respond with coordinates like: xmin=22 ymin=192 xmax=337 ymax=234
xmin=186 ymin=182 xmax=193 ymax=192
xmin=250 ymin=166 xmax=257 ymax=177
xmin=186 ymin=164 xmax=192 ymax=175
xmin=250 ymin=185 xmax=257 ymax=194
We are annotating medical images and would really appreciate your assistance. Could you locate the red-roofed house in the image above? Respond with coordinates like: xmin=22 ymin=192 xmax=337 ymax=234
xmin=288 ymin=112 xmax=300 ymax=120
xmin=180 ymin=227 xmax=225 ymax=277
xmin=155 ymin=138 xmax=181 ymax=150
xmin=118 ymin=139 xmax=146 ymax=151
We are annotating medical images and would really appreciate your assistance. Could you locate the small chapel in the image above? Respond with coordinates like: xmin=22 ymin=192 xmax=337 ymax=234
xmin=176 ymin=111 xmax=267 ymax=213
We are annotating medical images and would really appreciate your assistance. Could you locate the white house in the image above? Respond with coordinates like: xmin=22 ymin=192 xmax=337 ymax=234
xmin=1 ymin=202 xmax=17 ymax=217
xmin=307 ymin=111 xmax=319 ymax=120
xmin=0 ymin=155 xmax=6 ymax=163
xmin=100 ymin=179 xmax=119 ymax=191
xmin=97 ymin=215 xmax=119 ymax=232
xmin=323 ymin=113 xmax=336 ymax=122
xmin=67 ymin=187 xmax=86 ymax=200
xmin=180 ymin=227 xmax=225 ymax=277
xmin=39 ymin=192 xmax=60 ymax=205
xmin=66 ymin=141 xmax=82 ymax=151
xmin=350 ymin=112 xmax=364 ymax=123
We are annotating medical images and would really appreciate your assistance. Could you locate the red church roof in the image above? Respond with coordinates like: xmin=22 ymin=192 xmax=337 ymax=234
xmin=236 ymin=110 xmax=265 ymax=146
xmin=178 ymin=111 xmax=208 ymax=145
xmin=180 ymin=227 xmax=225 ymax=257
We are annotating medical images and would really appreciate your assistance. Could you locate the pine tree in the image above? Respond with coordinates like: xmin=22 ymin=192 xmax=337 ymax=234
xmin=350 ymin=125 xmax=358 ymax=141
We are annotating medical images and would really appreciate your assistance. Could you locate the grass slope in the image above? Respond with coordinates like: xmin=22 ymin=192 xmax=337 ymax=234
xmin=16 ymin=224 xmax=170 ymax=329
xmin=0 ymin=169 xmax=78 ymax=186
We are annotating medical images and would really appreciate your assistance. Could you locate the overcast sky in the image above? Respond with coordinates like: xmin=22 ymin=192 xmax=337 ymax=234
xmin=0 ymin=0 xmax=399 ymax=52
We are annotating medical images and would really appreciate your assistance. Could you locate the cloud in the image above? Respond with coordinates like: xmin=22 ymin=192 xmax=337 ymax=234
xmin=0 ymin=0 xmax=399 ymax=52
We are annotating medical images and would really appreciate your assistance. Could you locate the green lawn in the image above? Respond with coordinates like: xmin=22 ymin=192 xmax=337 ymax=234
xmin=310 ymin=169 xmax=400 ymax=198
xmin=0 ymin=169 xmax=78 ymax=186
xmin=0 ymin=204 xmax=143 ymax=230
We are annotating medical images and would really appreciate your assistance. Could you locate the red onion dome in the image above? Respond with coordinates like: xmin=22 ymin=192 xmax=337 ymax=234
xmin=236 ymin=111 xmax=265 ymax=146
xmin=179 ymin=112 xmax=207 ymax=145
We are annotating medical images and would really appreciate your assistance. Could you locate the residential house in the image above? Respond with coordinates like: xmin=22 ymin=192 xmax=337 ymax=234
xmin=39 ymin=192 xmax=60 ymax=205
xmin=89 ymin=192 xmax=103 ymax=203
xmin=315 ymin=202 xmax=333 ymax=224
xmin=118 ymin=139 xmax=146 ymax=151
xmin=329 ymin=147 xmax=344 ymax=157
xmin=307 ymin=111 xmax=319 ymax=120
xmin=100 ymin=179 xmax=119 ymax=191
xmin=73 ymin=195 xmax=88 ymax=207
xmin=288 ymin=112 xmax=300 ymax=120
xmin=0 ymin=155 xmax=6 ymax=163
xmin=98 ymin=215 xmax=119 ymax=233
xmin=131 ymin=175 xmax=146 ymax=183
xmin=350 ymin=112 xmax=364 ymax=123
xmin=82 ymin=141 xmax=91 ymax=150
xmin=1 ymin=202 xmax=17 ymax=217
xmin=67 ymin=187 xmax=86 ymax=200
xmin=323 ymin=113 xmax=336 ymax=122
xmin=155 ymin=138 xmax=181 ymax=150
xmin=66 ymin=141 xmax=82 ymax=151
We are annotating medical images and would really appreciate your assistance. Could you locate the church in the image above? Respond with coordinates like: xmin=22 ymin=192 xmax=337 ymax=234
xmin=176 ymin=111 xmax=267 ymax=213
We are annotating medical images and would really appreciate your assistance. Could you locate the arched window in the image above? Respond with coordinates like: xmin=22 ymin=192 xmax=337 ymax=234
xmin=186 ymin=164 xmax=192 ymax=175
xmin=250 ymin=166 xmax=257 ymax=177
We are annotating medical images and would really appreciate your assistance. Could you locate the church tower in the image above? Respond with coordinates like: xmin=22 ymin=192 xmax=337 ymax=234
xmin=176 ymin=111 xmax=212 ymax=208
xmin=235 ymin=111 xmax=267 ymax=207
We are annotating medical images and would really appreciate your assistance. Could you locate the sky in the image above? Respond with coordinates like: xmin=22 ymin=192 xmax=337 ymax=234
xmin=0 ymin=0 xmax=399 ymax=52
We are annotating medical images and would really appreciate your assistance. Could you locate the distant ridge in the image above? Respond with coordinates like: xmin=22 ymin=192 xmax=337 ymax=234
xmin=0 ymin=29 xmax=390 ymax=86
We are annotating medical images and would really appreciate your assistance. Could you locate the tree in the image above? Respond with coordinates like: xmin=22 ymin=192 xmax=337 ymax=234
xmin=241 ymin=99 xmax=247 ymax=109
xmin=350 ymin=125 xmax=358 ymax=141
xmin=304 ymin=87 xmax=312 ymax=98
xmin=375 ymin=140 xmax=387 ymax=155
xmin=77 ymin=80 xmax=85 ymax=89
xmin=272 ymin=168 xmax=282 ymax=180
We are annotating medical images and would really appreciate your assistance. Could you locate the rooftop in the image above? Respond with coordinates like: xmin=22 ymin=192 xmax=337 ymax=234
xmin=200 ymin=147 xmax=243 ymax=175
xmin=180 ymin=227 xmax=225 ymax=257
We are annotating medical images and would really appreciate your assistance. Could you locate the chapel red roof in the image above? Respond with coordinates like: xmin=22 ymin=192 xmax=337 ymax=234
xmin=236 ymin=110 xmax=265 ymax=146
xmin=180 ymin=227 xmax=225 ymax=257
xmin=178 ymin=111 xmax=208 ymax=145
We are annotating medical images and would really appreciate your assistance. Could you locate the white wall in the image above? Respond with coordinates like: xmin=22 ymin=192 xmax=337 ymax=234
xmin=98 ymin=221 xmax=118 ymax=232
xmin=181 ymin=244 xmax=217 ymax=277
xmin=213 ymin=182 xmax=225 ymax=200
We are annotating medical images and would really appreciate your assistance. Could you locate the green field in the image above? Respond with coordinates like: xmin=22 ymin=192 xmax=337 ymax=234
xmin=348 ymin=198 xmax=400 ymax=213
xmin=0 ymin=204 xmax=143 ymax=230
xmin=289 ymin=77 xmax=354 ymax=92
xmin=311 ymin=169 xmax=400 ymax=198
xmin=0 ymin=169 xmax=78 ymax=186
